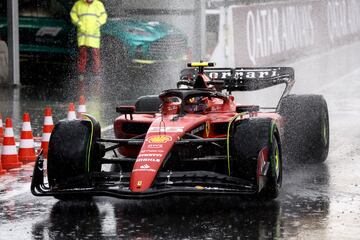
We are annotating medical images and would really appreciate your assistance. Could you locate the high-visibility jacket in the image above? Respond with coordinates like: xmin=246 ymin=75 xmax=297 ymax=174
xmin=70 ymin=0 xmax=107 ymax=48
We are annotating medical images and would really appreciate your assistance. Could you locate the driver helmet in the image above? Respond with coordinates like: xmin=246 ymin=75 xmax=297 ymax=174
xmin=184 ymin=97 xmax=208 ymax=113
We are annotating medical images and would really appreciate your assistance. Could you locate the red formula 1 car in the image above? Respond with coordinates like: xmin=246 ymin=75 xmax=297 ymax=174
xmin=31 ymin=62 xmax=329 ymax=200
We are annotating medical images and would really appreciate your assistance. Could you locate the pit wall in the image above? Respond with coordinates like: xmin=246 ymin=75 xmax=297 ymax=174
xmin=216 ymin=0 xmax=360 ymax=66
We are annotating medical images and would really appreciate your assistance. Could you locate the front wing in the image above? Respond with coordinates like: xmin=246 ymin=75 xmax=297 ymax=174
xmin=31 ymin=156 xmax=257 ymax=199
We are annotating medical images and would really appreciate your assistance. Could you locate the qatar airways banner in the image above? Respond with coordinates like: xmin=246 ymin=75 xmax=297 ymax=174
xmin=232 ymin=0 xmax=360 ymax=66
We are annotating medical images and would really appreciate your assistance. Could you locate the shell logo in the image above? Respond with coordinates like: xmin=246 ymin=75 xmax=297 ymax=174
xmin=147 ymin=135 xmax=172 ymax=143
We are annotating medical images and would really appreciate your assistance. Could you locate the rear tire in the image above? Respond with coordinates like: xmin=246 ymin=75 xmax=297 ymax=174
xmin=278 ymin=94 xmax=329 ymax=164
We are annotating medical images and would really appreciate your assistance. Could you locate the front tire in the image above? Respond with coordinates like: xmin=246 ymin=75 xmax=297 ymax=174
xmin=47 ymin=116 xmax=102 ymax=194
xmin=231 ymin=118 xmax=282 ymax=200
xmin=259 ymin=136 xmax=282 ymax=200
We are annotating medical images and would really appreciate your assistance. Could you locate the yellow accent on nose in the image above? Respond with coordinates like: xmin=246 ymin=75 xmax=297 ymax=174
xmin=137 ymin=181 xmax=142 ymax=188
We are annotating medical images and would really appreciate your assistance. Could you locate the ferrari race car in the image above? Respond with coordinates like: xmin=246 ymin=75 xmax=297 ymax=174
xmin=31 ymin=62 xmax=329 ymax=200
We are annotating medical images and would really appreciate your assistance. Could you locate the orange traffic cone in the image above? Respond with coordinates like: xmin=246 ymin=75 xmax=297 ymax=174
xmin=77 ymin=96 xmax=87 ymax=119
xmin=0 ymin=153 xmax=6 ymax=174
xmin=18 ymin=113 xmax=36 ymax=164
xmin=0 ymin=156 xmax=6 ymax=174
xmin=0 ymin=113 xmax=4 ymax=144
xmin=67 ymin=102 xmax=77 ymax=120
xmin=1 ymin=118 xmax=22 ymax=170
xmin=0 ymin=114 xmax=5 ymax=174
xmin=41 ymin=107 xmax=54 ymax=159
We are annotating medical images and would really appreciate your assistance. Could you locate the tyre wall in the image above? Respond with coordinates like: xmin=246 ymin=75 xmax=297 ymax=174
xmin=231 ymin=0 xmax=360 ymax=66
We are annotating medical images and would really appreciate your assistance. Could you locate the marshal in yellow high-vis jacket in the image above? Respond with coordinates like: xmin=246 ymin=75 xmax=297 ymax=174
xmin=70 ymin=0 xmax=107 ymax=49
xmin=70 ymin=0 xmax=107 ymax=78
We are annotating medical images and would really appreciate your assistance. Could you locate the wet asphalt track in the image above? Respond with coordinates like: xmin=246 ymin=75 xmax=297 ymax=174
xmin=1 ymin=42 xmax=360 ymax=239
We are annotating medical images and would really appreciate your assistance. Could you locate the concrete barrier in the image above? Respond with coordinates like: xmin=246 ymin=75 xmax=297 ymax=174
xmin=0 ymin=40 xmax=8 ymax=85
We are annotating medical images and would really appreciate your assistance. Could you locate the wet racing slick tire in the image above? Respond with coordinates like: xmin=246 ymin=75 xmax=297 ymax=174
xmin=231 ymin=118 xmax=282 ymax=200
xmin=47 ymin=116 xmax=103 ymax=200
xmin=278 ymin=94 xmax=329 ymax=164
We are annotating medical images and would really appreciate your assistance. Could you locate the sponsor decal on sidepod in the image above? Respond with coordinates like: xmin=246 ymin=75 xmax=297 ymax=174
xmin=146 ymin=135 xmax=172 ymax=143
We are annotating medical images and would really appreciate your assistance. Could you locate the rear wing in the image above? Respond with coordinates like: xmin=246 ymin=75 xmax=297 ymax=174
xmin=179 ymin=67 xmax=295 ymax=96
